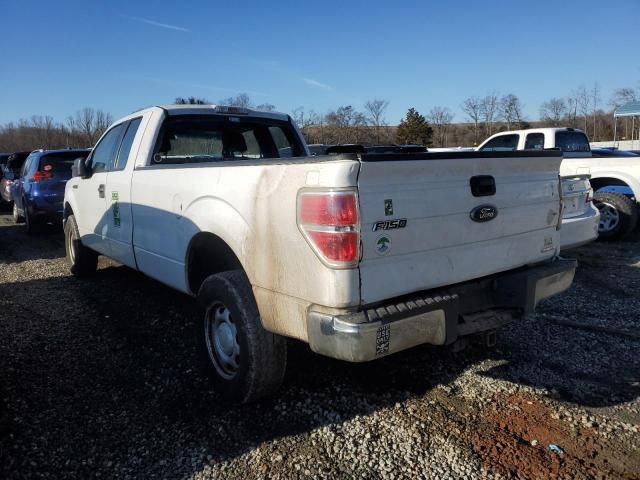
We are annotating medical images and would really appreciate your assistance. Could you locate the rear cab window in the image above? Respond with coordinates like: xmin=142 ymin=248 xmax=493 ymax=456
xmin=39 ymin=151 xmax=89 ymax=178
xmin=524 ymin=133 xmax=544 ymax=150
xmin=555 ymin=131 xmax=590 ymax=153
xmin=479 ymin=134 xmax=519 ymax=152
xmin=151 ymin=115 xmax=305 ymax=165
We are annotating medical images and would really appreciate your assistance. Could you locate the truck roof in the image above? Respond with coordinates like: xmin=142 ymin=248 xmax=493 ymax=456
xmin=490 ymin=127 xmax=586 ymax=136
xmin=125 ymin=104 xmax=291 ymax=123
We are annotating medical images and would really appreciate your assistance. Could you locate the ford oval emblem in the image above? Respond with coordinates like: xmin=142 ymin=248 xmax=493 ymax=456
xmin=470 ymin=204 xmax=498 ymax=222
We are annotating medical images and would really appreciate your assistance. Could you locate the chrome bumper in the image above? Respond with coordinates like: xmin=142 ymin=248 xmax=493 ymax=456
xmin=307 ymin=258 xmax=577 ymax=362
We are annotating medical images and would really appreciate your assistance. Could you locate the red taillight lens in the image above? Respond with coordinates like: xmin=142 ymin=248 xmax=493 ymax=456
xmin=307 ymin=231 xmax=359 ymax=262
xmin=31 ymin=171 xmax=53 ymax=182
xmin=298 ymin=190 xmax=360 ymax=267
xmin=300 ymin=193 xmax=359 ymax=226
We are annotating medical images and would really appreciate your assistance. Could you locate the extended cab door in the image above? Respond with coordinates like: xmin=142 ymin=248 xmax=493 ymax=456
xmin=104 ymin=117 xmax=143 ymax=268
xmin=75 ymin=123 xmax=127 ymax=256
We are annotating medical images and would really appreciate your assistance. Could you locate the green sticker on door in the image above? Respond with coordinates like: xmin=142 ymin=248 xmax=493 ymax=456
xmin=111 ymin=191 xmax=121 ymax=227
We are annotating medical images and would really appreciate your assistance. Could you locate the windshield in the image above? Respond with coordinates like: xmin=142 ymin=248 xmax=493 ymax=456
xmin=555 ymin=131 xmax=590 ymax=153
xmin=153 ymin=115 xmax=305 ymax=165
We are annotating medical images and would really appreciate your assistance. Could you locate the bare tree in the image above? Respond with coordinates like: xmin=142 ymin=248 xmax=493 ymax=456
xmin=575 ymin=85 xmax=590 ymax=132
xmin=219 ymin=93 xmax=252 ymax=108
xmin=66 ymin=108 xmax=113 ymax=146
xmin=174 ymin=96 xmax=209 ymax=105
xmin=461 ymin=96 xmax=482 ymax=144
xmin=591 ymin=82 xmax=600 ymax=139
xmin=610 ymin=87 xmax=638 ymax=108
xmin=480 ymin=92 xmax=499 ymax=136
xmin=500 ymin=94 xmax=524 ymax=129
xmin=255 ymin=103 xmax=276 ymax=112
xmin=610 ymin=88 xmax=639 ymax=139
xmin=539 ymin=98 xmax=567 ymax=126
xmin=324 ymin=106 xmax=367 ymax=144
xmin=364 ymin=99 xmax=389 ymax=143
xmin=427 ymin=106 xmax=454 ymax=147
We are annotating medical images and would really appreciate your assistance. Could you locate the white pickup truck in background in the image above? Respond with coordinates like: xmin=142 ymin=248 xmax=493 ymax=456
xmin=478 ymin=127 xmax=640 ymax=241
xmin=63 ymin=105 xmax=576 ymax=403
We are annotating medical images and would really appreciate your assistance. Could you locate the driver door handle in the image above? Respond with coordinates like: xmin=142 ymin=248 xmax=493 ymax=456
xmin=98 ymin=184 xmax=105 ymax=198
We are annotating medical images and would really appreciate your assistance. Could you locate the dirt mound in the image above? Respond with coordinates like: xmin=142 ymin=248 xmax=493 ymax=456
xmin=471 ymin=392 xmax=638 ymax=479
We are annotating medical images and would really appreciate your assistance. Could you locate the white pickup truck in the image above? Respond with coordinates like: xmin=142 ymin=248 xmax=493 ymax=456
xmin=478 ymin=127 xmax=640 ymax=240
xmin=63 ymin=105 xmax=576 ymax=403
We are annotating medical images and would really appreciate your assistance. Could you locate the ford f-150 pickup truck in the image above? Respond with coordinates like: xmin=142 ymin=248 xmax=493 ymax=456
xmin=63 ymin=105 xmax=576 ymax=403
xmin=478 ymin=127 xmax=640 ymax=241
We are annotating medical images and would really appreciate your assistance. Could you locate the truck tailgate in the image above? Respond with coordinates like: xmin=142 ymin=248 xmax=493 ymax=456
xmin=357 ymin=151 xmax=563 ymax=304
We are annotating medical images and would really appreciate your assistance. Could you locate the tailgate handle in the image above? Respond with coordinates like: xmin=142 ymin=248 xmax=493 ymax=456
xmin=470 ymin=176 xmax=496 ymax=197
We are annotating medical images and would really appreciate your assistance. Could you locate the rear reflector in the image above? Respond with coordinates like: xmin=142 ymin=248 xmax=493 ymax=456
xmin=298 ymin=190 xmax=360 ymax=268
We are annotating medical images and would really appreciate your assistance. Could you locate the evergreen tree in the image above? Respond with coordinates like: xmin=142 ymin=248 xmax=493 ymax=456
xmin=396 ymin=108 xmax=433 ymax=145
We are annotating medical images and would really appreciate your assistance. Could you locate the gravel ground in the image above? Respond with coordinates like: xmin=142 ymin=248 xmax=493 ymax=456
xmin=0 ymin=212 xmax=639 ymax=479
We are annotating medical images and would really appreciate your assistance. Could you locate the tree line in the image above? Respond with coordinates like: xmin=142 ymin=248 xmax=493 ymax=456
xmin=2 ymin=84 xmax=638 ymax=153
xmin=0 ymin=108 xmax=113 ymax=153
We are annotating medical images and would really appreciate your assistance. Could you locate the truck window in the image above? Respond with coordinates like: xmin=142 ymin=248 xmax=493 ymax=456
xmin=524 ymin=133 xmax=544 ymax=150
xmin=89 ymin=123 xmax=126 ymax=173
xmin=479 ymin=134 xmax=519 ymax=152
xmin=152 ymin=115 xmax=305 ymax=165
xmin=113 ymin=118 xmax=142 ymax=170
xmin=555 ymin=131 xmax=590 ymax=153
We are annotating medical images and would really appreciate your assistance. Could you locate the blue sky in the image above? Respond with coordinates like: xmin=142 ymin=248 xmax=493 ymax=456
xmin=1 ymin=0 xmax=639 ymax=125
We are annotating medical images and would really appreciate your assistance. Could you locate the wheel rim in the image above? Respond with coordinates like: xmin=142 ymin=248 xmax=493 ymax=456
xmin=205 ymin=303 xmax=240 ymax=379
xmin=595 ymin=201 xmax=620 ymax=233
xmin=66 ymin=223 xmax=76 ymax=264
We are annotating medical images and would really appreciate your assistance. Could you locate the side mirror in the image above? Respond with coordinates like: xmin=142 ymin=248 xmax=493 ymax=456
xmin=72 ymin=157 xmax=91 ymax=179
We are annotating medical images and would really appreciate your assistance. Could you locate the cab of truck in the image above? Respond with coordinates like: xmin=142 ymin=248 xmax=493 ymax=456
xmin=478 ymin=127 xmax=640 ymax=241
xmin=477 ymin=127 xmax=591 ymax=157
xmin=477 ymin=128 xmax=599 ymax=248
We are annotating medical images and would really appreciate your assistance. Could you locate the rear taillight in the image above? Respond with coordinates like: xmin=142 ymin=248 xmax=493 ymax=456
xmin=297 ymin=190 xmax=360 ymax=267
xmin=31 ymin=171 xmax=53 ymax=182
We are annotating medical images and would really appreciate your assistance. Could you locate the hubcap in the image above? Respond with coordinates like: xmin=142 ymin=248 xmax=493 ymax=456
xmin=205 ymin=303 xmax=240 ymax=379
xmin=66 ymin=225 xmax=76 ymax=263
xmin=595 ymin=202 xmax=620 ymax=233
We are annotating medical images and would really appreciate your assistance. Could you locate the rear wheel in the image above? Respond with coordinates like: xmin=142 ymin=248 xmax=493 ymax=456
xmin=197 ymin=270 xmax=287 ymax=404
xmin=12 ymin=202 xmax=24 ymax=224
xmin=64 ymin=214 xmax=98 ymax=276
xmin=593 ymin=192 xmax=639 ymax=241
xmin=24 ymin=204 xmax=40 ymax=235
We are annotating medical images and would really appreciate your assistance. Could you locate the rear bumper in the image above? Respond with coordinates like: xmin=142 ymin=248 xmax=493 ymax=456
xmin=307 ymin=258 xmax=577 ymax=362
xmin=560 ymin=204 xmax=600 ymax=250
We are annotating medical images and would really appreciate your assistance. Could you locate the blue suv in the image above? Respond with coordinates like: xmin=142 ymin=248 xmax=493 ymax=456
xmin=12 ymin=149 xmax=90 ymax=233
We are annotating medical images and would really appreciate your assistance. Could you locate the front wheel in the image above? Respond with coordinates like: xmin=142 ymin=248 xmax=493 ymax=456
xmin=593 ymin=192 xmax=639 ymax=241
xmin=64 ymin=214 xmax=98 ymax=276
xmin=197 ymin=270 xmax=287 ymax=404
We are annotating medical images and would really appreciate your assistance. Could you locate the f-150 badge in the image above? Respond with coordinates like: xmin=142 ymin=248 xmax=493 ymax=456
xmin=372 ymin=219 xmax=407 ymax=231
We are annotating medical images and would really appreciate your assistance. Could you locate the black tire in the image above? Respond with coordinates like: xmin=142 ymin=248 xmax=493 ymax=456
xmin=593 ymin=192 xmax=639 ymax=241
xmin=197 ymin=270 xmax=287 ymax=404
xmin=12 ymin=202 xmax=24 ymax=224
xmin=64 ymin=214 xmax=98 ymax=276
xmin=24 ymin=204 xmax=39 ymax=235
